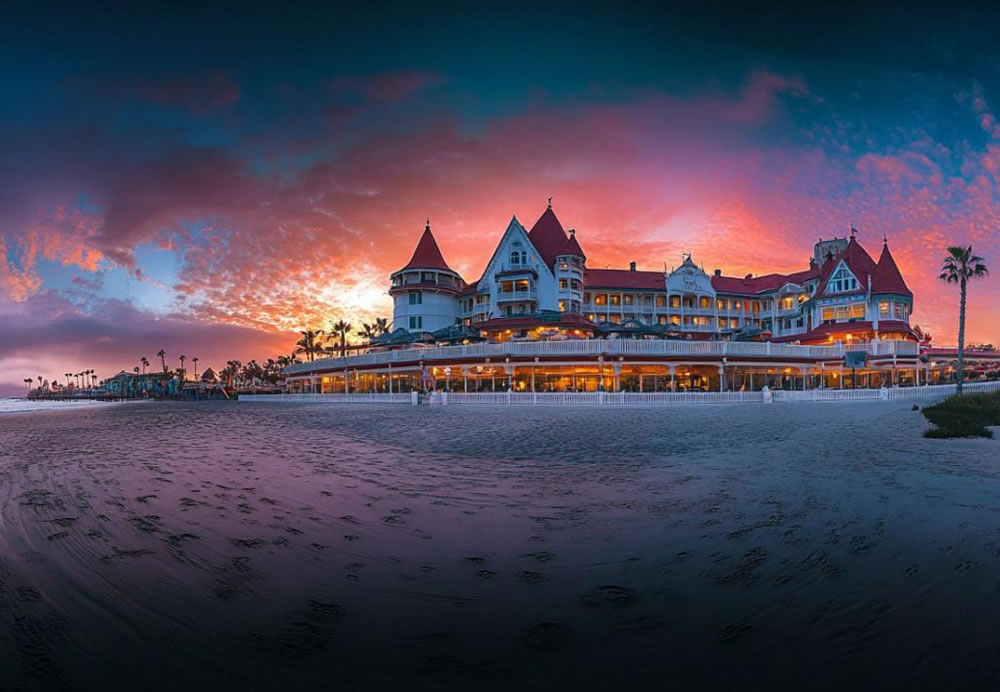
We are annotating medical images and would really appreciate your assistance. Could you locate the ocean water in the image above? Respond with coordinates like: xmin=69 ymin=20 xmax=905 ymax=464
xmin=0 ymin=401 xmax=998 ymax=690
xmin=0 ymin=397 xmax=115 ymax=414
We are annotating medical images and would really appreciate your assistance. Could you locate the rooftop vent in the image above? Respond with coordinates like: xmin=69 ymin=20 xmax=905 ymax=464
xmin=629 ymin=261 xmax=637 ymax=272
xmin=714 ymin=269 xmax=722 ymax=276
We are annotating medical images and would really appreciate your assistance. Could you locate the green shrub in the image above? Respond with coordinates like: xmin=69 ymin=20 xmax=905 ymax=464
xmin=922 ymin=392 xmax=1000 ymax=439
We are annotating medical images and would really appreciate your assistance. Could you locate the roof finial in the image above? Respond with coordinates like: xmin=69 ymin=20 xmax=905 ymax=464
xmin=547 ymin=196 xmax=552 ymax=210
xmin=883 ymin=232 xmax=888 ymax=245
xmin=425 ymin=217 xmax=430 ymax=231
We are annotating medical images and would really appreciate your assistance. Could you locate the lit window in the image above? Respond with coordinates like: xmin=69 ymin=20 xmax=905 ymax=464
xmin=879 ymin=301 xmax=889 ymax=315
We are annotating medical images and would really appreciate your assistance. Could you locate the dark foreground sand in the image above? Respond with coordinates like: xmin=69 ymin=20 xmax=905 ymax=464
xmin=0 ymin=401 xmax=998 ymax=690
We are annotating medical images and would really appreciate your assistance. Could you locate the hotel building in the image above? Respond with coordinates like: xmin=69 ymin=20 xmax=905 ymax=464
xmin=286 ymin=202 xmax=945 ymax=394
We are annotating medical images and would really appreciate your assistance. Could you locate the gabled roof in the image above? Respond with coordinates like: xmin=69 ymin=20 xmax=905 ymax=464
xmin=813 ymin=235 xmax=876 ymax=298
xmin=871 ymin=241 xmax=912 ymax=297
xmin=527 ymin=205 xmax=584 ymax=268
xmin=400 ymin=221 xmax=454 ymax=272
xmin=711 ymin=267 xmax=820 ymax=295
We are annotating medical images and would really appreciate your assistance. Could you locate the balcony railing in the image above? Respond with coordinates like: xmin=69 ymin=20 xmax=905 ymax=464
xmin=285 ymin=339 xmax=921 ymax=374
xmin=496 ymin=289 xmax=537 ymax=301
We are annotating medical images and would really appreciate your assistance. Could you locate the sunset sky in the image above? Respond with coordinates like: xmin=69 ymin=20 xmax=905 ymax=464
xmin=1 ymin=4 xmax=999 ymax=394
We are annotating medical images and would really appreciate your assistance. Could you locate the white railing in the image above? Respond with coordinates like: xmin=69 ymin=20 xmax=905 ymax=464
xmin=239 ymin=393 xmax=412 ymax=403
xmin=444 ymin=391 xmax=766 ymax=406
xmin=243 ymin=378 xmax=998 ymax=406
xmin=284 ymin=338 xmax=923 ymax=375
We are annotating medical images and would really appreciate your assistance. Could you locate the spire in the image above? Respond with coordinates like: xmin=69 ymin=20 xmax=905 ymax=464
xmin=547 ymin=196 xmax=553 ymax=210
xmin=400 ymin=220 xmax=454 ymax=272
xmin=871 ymin=240 xmax=912 ymax=297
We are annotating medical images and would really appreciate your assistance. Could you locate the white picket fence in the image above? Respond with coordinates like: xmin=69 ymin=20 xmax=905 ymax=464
xmin=239 ymin=392 xmax=412 ymax=404
xmin=239 ymin=379 xmax=999 ymax=407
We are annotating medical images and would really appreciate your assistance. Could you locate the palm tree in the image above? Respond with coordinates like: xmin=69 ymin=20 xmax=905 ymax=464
xmin=331 ymin=320 xmax=352 ymax=357
xmin=24 ymin=377 xmax=33 ymax=393
xmin=940 ymin=245 xmax=990 ymax=395
xmin=358 ymin=322 xmax=379 ymax=342
xmin=192 ymin=357 xmax=199 ymax=381
xmin=179 ymin=354 xmax=187 ymax=381
xmin=295 ymin=329 xmax=324 ymax=363
xmin=375 ymin=317 xmax=390 ymax=335
xmin=140 ymin=357 xmax=149 ymax=375
xmin=157 ymin=349 xmax=167 ymax=373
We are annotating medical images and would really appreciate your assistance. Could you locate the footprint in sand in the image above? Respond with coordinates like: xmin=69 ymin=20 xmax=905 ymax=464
xmin=520 ymin=570 xmax=544 ymax=583
xmin=522 ymin=621 xmax=575 ymax=651
xmin=476 ymin=570 xmax=498 ymax=579
xmin=719 ymin=622 xmax=753 ymax=641
xmin=523 ymin=551 xmax=555 ymax=562
xmin=580 ymin=585 xmax=636 ymax=608
xmin=46 ymin=532 xmax=69 ymax=541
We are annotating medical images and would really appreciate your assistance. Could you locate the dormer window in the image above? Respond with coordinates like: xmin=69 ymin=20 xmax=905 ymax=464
xmin=510 ymin=251 xmax=527 ymax=266
xmin=827 ymin=267 xmax=859 ymax=294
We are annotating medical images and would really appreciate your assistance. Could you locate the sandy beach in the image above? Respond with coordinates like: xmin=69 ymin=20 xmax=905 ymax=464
xmin=1 ymin=400 xmax=998 ymax=690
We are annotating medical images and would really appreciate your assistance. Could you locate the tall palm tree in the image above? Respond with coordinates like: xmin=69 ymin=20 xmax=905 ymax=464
xmin=192 ymin=357 xmax=199 ymax=381
xmin=179 ymin=355 xmax=186 ymax=381
xmin=940 ymin=245 xmax=990 ymax=395
xmin=140 ymin=357 xmax=149 ymax=375
xmin=24 ymin=377 xmax=33 ymax=392
xmin=375 ymin=317 xmax=390 ymax=335
xmin=64 ymin=373 xmax=71 ymax=387
xmin=157 ymin=349 xmax=167 ymax=373
xmin=358 ymin=322 xmax=378 ymax=342
xmin=330 ymin=320 xmax=352 ymax=357
xmin=295 ymin=329 xmax=324 ymax=363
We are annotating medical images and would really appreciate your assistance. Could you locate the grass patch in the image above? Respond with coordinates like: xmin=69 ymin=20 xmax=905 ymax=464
xmin=922 ymin=392 xmax=1000 ymax=439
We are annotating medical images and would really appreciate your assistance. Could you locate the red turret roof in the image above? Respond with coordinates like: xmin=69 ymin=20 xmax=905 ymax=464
xmin=400 ymin=222 xmax=454 ymax=272
xmin=565 ymin=230 xmax=586 ymax=260
xmin=527 ymin=205 xmax=584 ymax=268
xmin=871 ymin=241 xmax=911 ymax=296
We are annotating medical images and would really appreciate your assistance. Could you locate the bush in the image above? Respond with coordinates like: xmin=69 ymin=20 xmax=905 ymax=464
xmin=922 ymin=392 xmax=1000 ymax=438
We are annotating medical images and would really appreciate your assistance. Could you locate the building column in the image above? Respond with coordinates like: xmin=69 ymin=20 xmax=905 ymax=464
xmin=669 ymin=365 xmax=676 ymax=392
xmin=462 ymin=366 xmax=468 ymax=393
xmin=718 ymin=365 xmax=725 ymax=392
xmin=344 ymin=370 xmax=349 ymax=394
xmin=388 ymin=364 xmax=393 ymax=393
xmin=612 ymin=361 xmax=622 ymax=392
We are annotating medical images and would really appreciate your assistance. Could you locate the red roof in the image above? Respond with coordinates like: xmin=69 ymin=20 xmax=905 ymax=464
xmin=478 ymin=312 xmax=597 ymax=331
xmin=400 ymin=222 xmax=454 ymax=272
xmin=772 ymin=320 xmax=915 ymax=343
xmin=527 ymin=206 xmax=583 ymax=268
xmin=585 ymin=268 xmax=665 ymax=290
xmin=813 ymin=236 xmax=877 ymax=298
xmin=871 ymin=242 xmax=911 ymax=297
xmin=711 ymin=267 xmax=819 ymax=295
xmin=565 ymin=230 xmax=586 ymax=260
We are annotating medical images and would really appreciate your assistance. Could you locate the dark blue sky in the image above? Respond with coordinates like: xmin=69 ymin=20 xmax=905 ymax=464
xmin=1 ymin=2 xmax=998 ymax=393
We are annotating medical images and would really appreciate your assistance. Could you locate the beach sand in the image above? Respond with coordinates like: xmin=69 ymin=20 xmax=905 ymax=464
xmin=0 ymin=401 xmax=998 ymax=690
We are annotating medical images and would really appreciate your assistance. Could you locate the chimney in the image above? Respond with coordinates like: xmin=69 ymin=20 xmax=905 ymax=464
xmin=744 ymin=273 xmax=753 ymax=280
xmin=629 ymin=261 xmax=636 ymax=272
xmin=713 ymin=269 xmax=722 ymax=276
